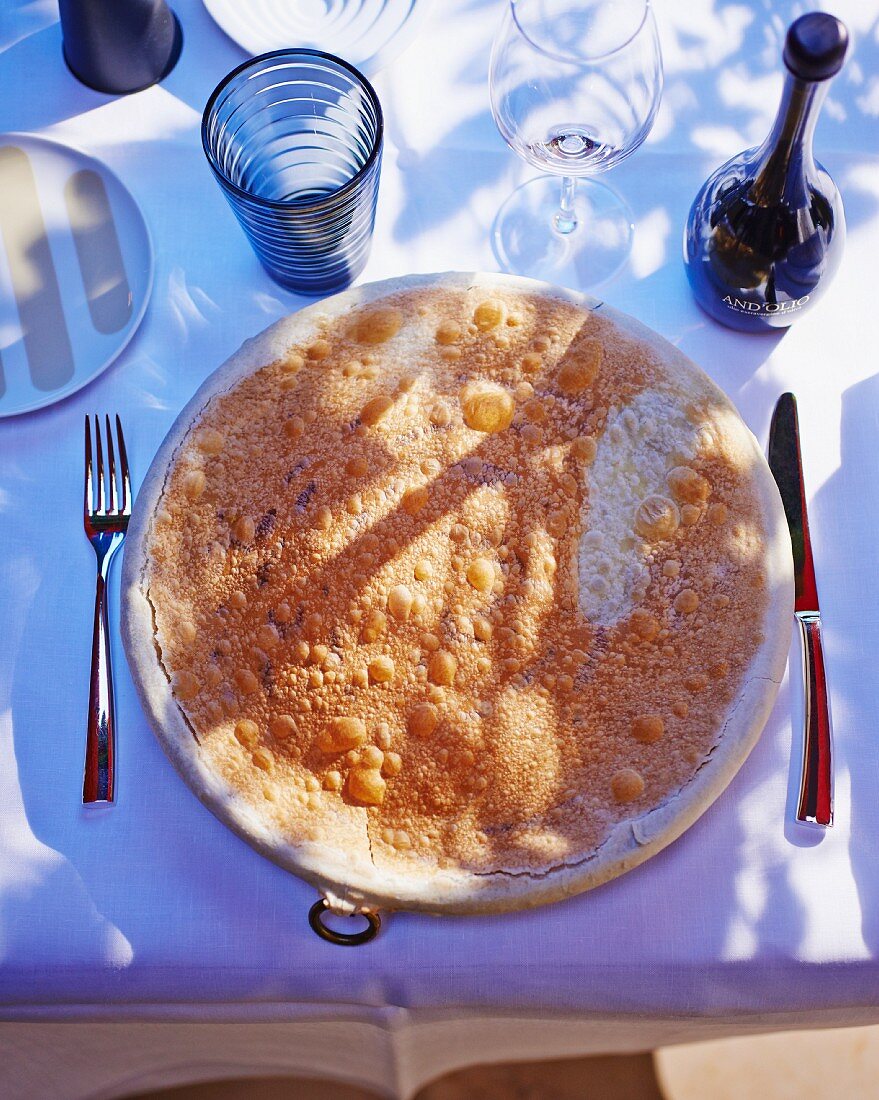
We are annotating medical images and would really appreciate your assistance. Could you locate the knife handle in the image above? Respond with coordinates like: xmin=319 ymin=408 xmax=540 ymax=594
xmin=796 ymin=612 xmax=833 ymax=826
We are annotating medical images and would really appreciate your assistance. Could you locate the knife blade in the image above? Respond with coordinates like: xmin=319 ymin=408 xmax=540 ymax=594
xmin=768 ymin=393 xmax=833 ymax=826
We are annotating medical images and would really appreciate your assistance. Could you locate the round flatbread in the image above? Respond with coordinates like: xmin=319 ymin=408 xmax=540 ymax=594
xmin=121 ymin=272 xmax=793 ymax=916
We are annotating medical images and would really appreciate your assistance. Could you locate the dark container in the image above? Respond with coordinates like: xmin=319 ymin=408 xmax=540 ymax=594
xmin=60 ymin=0 xmax=182 ymax=95
xmin=683 ymin=13 xmax=848 ymax=332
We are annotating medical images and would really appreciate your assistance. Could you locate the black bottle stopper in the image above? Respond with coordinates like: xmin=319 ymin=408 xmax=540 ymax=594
xmin=59 ymin=0 xmax=183 ymax=95
xmin=783 ymin=12 xmax=849 ymax=82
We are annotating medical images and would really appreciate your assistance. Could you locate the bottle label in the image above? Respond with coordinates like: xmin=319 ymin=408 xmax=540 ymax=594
xmin=721 ymin=294 xmax=811 ymax=316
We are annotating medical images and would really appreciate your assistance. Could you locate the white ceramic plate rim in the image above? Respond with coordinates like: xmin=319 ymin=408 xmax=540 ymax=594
xmin=0 ymin=132 xmax=154 ymax=420
xmin=201 ymin=0 xmax=432 ymax=75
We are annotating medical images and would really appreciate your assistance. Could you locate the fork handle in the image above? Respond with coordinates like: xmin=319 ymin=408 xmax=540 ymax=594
xmin=84 ymin=571 xmax=115 ymax=803
xmin=796 ymin=611 xmax=833 ymax=827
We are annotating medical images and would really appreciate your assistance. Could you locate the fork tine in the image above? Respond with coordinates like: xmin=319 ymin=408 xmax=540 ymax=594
xmin=93 ymin=414 xmax=105 ymax=514
xmin=115 ymin=414 xmax=131 ymax=516
xmin=104 ymin=414 xmax=117 ymax=514
xmin=84 ymin=415 xmax=93 ymax=518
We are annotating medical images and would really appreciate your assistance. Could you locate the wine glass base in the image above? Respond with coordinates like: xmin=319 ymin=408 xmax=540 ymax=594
xmin=492 ymin=175 xmax=634 ymax=289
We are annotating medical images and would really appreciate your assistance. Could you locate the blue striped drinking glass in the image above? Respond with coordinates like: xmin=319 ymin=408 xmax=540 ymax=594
xmin=202 ymin=49 xmax=384 ymax=296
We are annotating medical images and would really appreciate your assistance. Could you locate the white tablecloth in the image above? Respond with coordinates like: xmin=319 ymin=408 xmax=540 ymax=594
xmin=2 ymin=0 xmax=879 ymax=1097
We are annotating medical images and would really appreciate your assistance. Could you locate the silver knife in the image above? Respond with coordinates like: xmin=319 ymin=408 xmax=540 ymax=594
xmin=767 ymin=392 xmax=833 ymax=826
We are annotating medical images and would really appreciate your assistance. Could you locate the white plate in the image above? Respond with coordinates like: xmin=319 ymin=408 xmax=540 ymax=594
xmin=202 ymin=0 xmax=429 ymax=74
xmin=0 ymin=133 xmax=152 ymax=419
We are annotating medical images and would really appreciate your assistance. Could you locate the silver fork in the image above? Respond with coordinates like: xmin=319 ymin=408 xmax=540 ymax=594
xmin=83 ymin=415 xmax=131 ymax=804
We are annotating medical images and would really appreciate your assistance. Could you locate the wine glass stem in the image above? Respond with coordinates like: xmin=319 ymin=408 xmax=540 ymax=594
xmin=553 ymin=176 xmax=578 ymax=235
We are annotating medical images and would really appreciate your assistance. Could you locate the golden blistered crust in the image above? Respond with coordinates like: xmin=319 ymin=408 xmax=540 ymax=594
xmin=122 ymin=273 xmax=793 ymax=915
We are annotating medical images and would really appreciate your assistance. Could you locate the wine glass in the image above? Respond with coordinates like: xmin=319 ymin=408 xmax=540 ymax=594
xmin=489 ymin=0 xmax=663 ymax=287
